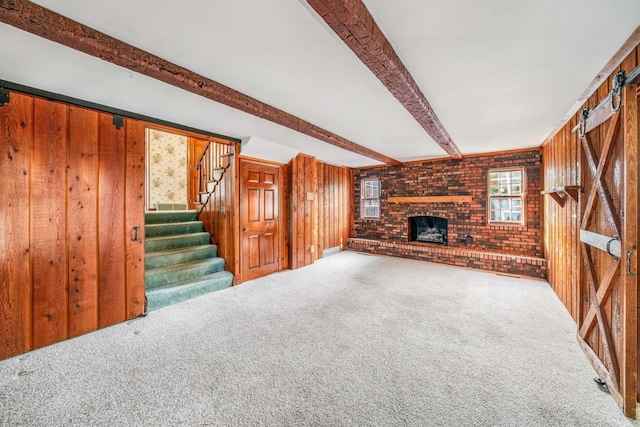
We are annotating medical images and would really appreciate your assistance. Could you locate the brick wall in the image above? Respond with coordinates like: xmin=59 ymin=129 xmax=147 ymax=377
xmin=350 ymin=149 xmax=545 ymax=278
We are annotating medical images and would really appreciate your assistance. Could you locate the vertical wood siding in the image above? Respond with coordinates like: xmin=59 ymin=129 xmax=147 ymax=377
xmin=287 ymin=155 xmax=352 ymax=269
xmin=543 ymin=46 xmax=638 ymax=322
xmin=317 ymin=162 xmax=353 ymax=254
xmin=0 ymin=91 xmax=146 ymax=360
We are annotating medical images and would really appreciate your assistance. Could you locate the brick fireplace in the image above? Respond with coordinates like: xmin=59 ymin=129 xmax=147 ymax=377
xmin=349 ymin=149 xmax=546 ymax=279
xmin=408 ymin=215 xmax=448 ymax=245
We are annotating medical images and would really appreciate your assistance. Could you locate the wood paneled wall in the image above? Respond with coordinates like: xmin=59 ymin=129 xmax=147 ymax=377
xmin=288 ymin=154 xmax=318 ymax=269
xmin=317 ymin=162 xmax=353 ymax=253
xmin=287 ymin=154 xmax=352 ymax=269
xmin=542 ymin=46 xmax=639 ymax=321
xmin=1 ymin=91 xmax=146 ymax=360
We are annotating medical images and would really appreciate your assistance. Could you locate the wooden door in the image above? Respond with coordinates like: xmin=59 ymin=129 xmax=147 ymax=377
xmin=578 ymin=84 xmax=638 ymax=417
xmin=240 ymin=159 xmax=280 ymax=281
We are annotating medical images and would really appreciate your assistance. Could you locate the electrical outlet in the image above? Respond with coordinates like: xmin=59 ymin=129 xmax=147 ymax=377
xmin=310 ymin=245 xmax=315 ymax=253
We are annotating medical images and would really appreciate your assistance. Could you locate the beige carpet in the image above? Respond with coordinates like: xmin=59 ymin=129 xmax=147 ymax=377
xmin=0 ymin=251 xmax=634 ymax=426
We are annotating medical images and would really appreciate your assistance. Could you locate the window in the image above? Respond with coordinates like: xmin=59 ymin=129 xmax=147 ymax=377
xmin=361 ymin=178 xmax=380 ymax=218
xmin=488 ymin=168 xmax=524 ymax=224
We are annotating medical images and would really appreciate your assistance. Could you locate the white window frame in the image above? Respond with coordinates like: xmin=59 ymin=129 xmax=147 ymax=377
xmin=488 ymin=168 xmax=525 ymax=225
xmin=361 ymin=178 xmax=380 ymax=219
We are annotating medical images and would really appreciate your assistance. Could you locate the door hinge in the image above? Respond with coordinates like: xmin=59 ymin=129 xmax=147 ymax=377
xmin=113 ymin=115 xmax=124 ymax=130
xmin=0 ymin=88 xmax=9 ymax=106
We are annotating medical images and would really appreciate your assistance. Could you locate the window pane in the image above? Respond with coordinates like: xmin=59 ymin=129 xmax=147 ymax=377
xmin=489 ymin=172 xmax=500 ymax=195
xmin=363 ymin=198 xmax=379 ymax=218
xmin=362 ymin=179 xmax=379 ymax=199
xmin=363 ymin=182 xmax=371 ymax=198
xmin=490 ymin=182 xmax=499 ymax=195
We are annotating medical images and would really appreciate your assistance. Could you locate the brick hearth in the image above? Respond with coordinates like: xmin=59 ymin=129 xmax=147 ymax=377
xmin=348 ymin=238 xmax=546 ymax=279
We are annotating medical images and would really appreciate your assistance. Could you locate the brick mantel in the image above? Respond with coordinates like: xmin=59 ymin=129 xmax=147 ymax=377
xmin=387 ymin=195 xmax=472 ymax=204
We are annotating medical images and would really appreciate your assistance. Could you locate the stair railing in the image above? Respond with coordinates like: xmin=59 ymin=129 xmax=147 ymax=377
xmin=194 ymin=141 xmax=212 ymax=198
xmin=194 ymin=143 xmax=233 ymax=215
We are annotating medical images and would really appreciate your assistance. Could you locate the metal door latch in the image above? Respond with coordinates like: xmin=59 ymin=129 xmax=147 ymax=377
xmin=627 ymin=249 xmax=637 ymax=276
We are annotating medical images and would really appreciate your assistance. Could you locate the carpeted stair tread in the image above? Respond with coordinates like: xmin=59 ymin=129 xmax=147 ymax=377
xmin=145 ymin=257 xmax=225 ymax=290
xmin=146 ymin=271 xmax=233 ymax=311
xmin=145 ymin=232 xmax=211 ymax=252
xmin=145 ymin=244 xmax=218 ymax=270
xmin=144 ymin=209 xmax=233 ymax=312
xmin=145 ymin=210 xmax=198 ymax=224
xmin=145 ymin=221 xmax=204 ymax=237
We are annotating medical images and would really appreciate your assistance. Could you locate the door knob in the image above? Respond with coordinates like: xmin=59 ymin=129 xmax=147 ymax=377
xmin=243 ymin=227 xmax=249 ymax=232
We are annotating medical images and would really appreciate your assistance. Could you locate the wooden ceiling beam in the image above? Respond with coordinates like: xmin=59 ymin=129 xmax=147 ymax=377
xmin=307 ymin=0 xmax=463 ymax=159
xmin=0 ymin=0 xmax=402 ymax=167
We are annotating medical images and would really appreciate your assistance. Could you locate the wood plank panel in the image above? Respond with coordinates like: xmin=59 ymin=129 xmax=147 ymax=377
xmin=303 ymin=156 xmax=312 ymax=266
xmin=124 ymin=119 xmax=146 ymax=319
xmin=311 ymin=158 xmax=318 ymax=262
xmin=296 ymin=156 xmax=305 ymax=268
xmin=67 ymin=107 xmax=99 ymax=337
xmin=98 ymin=112 xmax=126 ymax=328
xmin=0 ymin=92 xmax=33 ymax=358
xmin=31 ymin=98 xmax=68 ymax=349
xmin=336 ymin=167 xmax=340 ymax=248
xmin=317 ymin=162 xmax=325 ymax=256
xmin=621 ymin=84 xmax=638 ymax=412
xmin=304 ymin=156 xmax=311 ymax=264
xmin=279 ymin=162 xmax=288 ymax=271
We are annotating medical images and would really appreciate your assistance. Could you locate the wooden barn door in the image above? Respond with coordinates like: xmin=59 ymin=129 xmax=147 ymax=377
xmin=578 ymin=84 xmax=638 ymax=417
xmin=240 ymin=159 xmax=280 ymax=281
xmin=0 ymin=90 xmax=146 ymax=360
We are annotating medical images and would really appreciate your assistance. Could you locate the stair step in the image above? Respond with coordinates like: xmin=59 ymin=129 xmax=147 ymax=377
xmin=145 ymin=257 xmax=225 ymax=290
xmin=146 ymin=271 xmax=233 ymax=311
xmin=145 ymin=221 xmax=204 ymax=238
xmin=145 ymin=210 xmax=197 ymax=224
xmin=145 ymin=245 xmax=218 ymax=269
xmin=145 ymin=232 xmax=211 ymax=252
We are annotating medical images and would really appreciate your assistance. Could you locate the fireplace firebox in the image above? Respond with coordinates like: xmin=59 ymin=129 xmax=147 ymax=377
xmin=408 ymin=216 xmax=448 ymax=245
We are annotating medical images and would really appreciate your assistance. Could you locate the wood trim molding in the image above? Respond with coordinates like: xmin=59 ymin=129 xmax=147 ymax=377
xmin=307 ymin=0 xmax=462 ymax=159
xmin=0 ymin=0 xmax=402 ymax=167
xmin=238 ymin=154 xmax=286 ymax=167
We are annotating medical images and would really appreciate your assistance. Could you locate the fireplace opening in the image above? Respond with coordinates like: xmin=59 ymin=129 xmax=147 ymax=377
xmin=408 ymin=216 xmax=448 ymax=245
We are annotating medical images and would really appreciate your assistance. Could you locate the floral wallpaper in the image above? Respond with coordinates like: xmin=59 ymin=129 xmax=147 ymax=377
xmin=147 ymin=128 xmax=187 ymax=209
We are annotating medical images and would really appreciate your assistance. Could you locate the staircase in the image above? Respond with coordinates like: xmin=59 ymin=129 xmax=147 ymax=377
xmin=144 ymin=210 xmax=233 ymax=311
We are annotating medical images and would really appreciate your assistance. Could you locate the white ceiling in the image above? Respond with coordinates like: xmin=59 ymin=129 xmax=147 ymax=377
xmin=1 ymin=1 xmax=639 ymax=167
